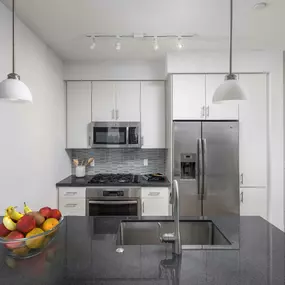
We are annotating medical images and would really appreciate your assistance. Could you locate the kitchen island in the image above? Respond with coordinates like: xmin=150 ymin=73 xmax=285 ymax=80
xmin=0 ymin=216 xmax=284 ymax=285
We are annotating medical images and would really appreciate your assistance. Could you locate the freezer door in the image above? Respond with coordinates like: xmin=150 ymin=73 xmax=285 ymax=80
xmin=173 ymin=122 xmax=202 ymax=216
xmin=202 ymin=121 xmax=239 ymax=216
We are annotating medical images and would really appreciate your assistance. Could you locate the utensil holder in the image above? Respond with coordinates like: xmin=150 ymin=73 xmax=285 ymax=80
xmin=76 ymin=166 xmax=86 ymax=178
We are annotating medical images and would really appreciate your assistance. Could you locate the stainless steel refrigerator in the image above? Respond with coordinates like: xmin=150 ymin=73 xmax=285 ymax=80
xmin=173 ymin=121 xmax=239 ymax=217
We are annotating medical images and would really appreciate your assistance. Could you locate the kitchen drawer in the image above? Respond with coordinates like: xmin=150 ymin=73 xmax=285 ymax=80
xmin=59 ymin=198 xmax=86 ymax=216
xmin=141 ymin=187 xmax=169 ymax=199
xmin=58 ymin=187 xmax=86 ymax=199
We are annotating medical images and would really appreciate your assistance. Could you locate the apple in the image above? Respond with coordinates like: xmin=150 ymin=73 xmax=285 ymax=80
xmin=50 ymin=209 xmax=62 ymax=220
xmin=16 ymin=215 xmax=36 ymax=234
xmin=5 ymin=231 xmax=24 ymax=249
xmin=39 ymin=207 xmax=52 ymax=219
xmin=0 ymin=223 xmax=11 ymax=237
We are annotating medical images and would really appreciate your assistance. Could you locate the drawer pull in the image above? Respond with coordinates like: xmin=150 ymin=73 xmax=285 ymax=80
xmin=148 ymin=192 xmax=160 ymax=196
xmin=64 ymin=204 xmax=78 ymax=208
xmin=64 ymin=192 xmax=77 ymax=196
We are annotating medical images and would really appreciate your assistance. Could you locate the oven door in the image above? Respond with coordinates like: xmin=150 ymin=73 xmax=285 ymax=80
xmin=89 ymin=122 xmax=128 ymax=148
xmin=88 ymin=200 xmax=139 ymax=217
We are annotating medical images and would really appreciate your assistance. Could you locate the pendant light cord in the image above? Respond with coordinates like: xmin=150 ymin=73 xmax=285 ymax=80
xmin=12 ymin=0 xmax=15 ymax=74
xmin=229 ymin=0 xmax=233 ymax=75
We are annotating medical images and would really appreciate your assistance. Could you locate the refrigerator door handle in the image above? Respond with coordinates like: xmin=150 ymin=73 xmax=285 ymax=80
xmin=202 ymin=138 xmax=207 ymax=198
xmin=197 ymin=138 xmax=203 ymax=199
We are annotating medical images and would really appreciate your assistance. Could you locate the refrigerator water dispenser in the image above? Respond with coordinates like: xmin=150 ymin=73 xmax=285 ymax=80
xmin=180 ymin=153 xmax=196 ymax=179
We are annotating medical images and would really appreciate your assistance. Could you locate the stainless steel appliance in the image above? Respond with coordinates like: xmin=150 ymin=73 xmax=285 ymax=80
xmin=88 ymin=173 xmax=139 ymax=185
xmin=89 ymin=122 xmax=141 ymax=148
xmin=173 ymin=121 xmax=239 ymax=217
xmin=87 ymin=187 xmax=141 ymax=217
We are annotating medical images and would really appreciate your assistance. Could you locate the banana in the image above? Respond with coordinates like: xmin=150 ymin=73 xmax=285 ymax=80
xmin=3 ymin=216 xmax=17 ymax=231
xmin=24 ymin=202 xmax=32 ymax=214
xmin=6 ymin=206 xmax=23 ymax=221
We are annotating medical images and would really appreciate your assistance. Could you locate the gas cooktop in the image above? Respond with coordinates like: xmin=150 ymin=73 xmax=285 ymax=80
xmin=88 ymin=173 xmax=139 ymax=184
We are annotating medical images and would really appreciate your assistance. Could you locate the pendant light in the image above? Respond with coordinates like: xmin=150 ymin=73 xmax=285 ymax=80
xmin=212 ymin=0 xmax=246 ymax=104
xmin=0 ymin=0 xmax=32 ymax=103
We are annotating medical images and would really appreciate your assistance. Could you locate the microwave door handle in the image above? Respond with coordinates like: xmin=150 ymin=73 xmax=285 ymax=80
xmin=126 ymin=126 xmax=129 ymax=146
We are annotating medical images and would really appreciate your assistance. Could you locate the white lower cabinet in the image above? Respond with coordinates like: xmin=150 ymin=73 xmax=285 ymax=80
xmin=240 ymin=188 xmax=267 ymax=220
xmin=58 ymin=187 xmax=86 ymax=216
xmin=141 ymin=187 xmax=169 ymax=216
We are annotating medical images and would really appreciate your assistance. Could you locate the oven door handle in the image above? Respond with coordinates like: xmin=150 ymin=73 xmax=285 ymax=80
xmin=89 ymin=200 xmax=138 ymax=205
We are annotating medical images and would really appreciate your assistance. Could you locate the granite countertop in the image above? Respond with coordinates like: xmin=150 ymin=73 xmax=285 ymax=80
xmin=56 ymin=175 xmax=171 ymax=188
xmin=0 ymin=216 xmax=284 ymax=285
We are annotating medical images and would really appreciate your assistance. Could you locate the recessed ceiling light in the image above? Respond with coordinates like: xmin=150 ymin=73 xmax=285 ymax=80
xmin=253 ymin=2 xmax=268 ymax=10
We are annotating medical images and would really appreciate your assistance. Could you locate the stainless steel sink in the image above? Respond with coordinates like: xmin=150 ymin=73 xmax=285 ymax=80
xmin=117 ymin=220 xmax=232 ymax=249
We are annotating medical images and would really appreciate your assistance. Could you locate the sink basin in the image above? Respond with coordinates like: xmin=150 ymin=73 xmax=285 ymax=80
xmin=117 ymin=220 xmax=232 ymax=249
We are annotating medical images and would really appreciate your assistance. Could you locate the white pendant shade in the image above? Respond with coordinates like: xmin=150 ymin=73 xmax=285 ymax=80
xmin=212 ymin=79 xmax=246 ymax=104
xmin=0 ymin=78 xmax=32 ymax=103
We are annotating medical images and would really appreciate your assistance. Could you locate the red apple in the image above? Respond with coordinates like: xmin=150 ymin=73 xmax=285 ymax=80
xmin=39 ymin=207 xmax=52 ymax=219
xmin=50 ymin=209 xmax=62 ymax=220
xmin=0 ymin=223 xmax=11 ymax=237
xmin=16 ymin=215 xmax=36 ymax=234
xmin=5 ymin=231 xmax=24 ymax=249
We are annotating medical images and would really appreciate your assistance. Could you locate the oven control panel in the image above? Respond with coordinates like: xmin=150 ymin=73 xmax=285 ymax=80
xmin=103 ymin=191 xmax=124 ymax=197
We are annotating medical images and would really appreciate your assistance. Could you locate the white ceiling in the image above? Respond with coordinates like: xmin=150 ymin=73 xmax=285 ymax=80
xmin=1 ymin=0 xmax=284 ymax=61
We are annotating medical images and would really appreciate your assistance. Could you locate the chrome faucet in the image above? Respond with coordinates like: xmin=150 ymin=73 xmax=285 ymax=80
xmin=160 ymin=180 xmax=182 ymax=255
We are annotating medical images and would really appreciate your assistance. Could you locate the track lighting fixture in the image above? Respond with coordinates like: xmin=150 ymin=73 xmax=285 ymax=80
xmin=90 ymin=37 xmax=96 ymax=50
xmin=153 ymin=36 xmax=159 ymax=51
xmin=115 ymin=36 xmax=121 ymax=51
xmin=176 ymin=37 xmax=183 ymax=50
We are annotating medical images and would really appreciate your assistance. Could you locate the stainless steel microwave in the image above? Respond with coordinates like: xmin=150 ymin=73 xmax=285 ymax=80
xmin=88 ymin=122 xmax=141 ymax=148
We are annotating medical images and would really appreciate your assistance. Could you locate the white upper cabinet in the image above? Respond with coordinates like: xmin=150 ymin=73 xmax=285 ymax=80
xmin=141 ymin=81 xmax=165 ymax=148
xmin=115 ymin=82 xmax=140 ymax=121
xmin=172 ymin=75 xmax=206 ymax=120
xmin=67 ymin=81 xmax=91 ymax=148
xmin=92 ymin=82 xmax=116 ymax=121
xmin=239 ymin=74 xmax=267 ymax=187
xmin=92 ymin=81 xmax=140 ymax=122
xmin=205 ymin=74 xmax=239 ymax=120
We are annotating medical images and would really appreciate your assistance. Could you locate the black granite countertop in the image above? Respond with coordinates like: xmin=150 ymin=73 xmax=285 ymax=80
xmin=0 ymin=216 xmax=284 ymax=285
xmin=56 ymin=175 xmax=171 ymax=188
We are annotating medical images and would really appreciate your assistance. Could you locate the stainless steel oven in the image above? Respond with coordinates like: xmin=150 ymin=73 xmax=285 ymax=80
xmin=88 ymin=122 xmax=141 ymax=148
xmin=86 ymin=187 xmax=141 ymax=217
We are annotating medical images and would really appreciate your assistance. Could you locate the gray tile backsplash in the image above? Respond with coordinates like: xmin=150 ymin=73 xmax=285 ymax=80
xmin=70 ymin=149 xmax=166 ymax=175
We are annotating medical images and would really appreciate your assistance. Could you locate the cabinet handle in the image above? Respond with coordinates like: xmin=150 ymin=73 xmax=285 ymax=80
xmin=240 ymin=191 xmax=244 ymax=203
xmin=206 ymin=106 xmax=209 ymax=117
xmin=201 ymin=106 xmax=205 ymax=118
xmin=64 ymin=192 xmax=77 ymax=196
xmin=240 ymin=173 xmax=244 ymax=185
xmin=148 ymin=192 xmax=160 ymax=197
xmin=141 ymin=136 xmax=144 ymax=146
xmin=142 ymin=201 xmax=145 ymax=213
xmin=116 ymin=109 xmax=119 ymax=120
xmin=112 ymin=109 xmax=115 ymax=119
xmin=88 ymin=136 xmax=91 ymax=146
xmin=64 ymin=203 xmax=77 ymax=208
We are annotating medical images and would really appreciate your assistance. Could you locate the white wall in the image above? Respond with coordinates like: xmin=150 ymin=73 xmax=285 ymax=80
xmin=0 ymin=2 xmax=70 ymax=211
xmin=63 ymin=60 xmax=165 ymax=80
xmin=167 ymin=50 xmax=284 ymax=231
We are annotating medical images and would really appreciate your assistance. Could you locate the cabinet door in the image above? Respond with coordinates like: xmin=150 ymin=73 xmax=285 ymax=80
xmin=240 ymin=188 xmax=267 ymax=219
xmin=205 ymin=74 xmax=239 ymax=120
xmin=115 ymin=82 xmax=140 ymax=121
xmin=239 ymin=74 xmax=267 ymax=187
xmin=141 ymin=81 xmax=165 ymax=148
xmin=92 ymin=82 xmax=116 ymax=121
xmin=67 ymin=81 xmax=91 ymax=148
xmin=142 ymin=198 xmax=169 ymax=216
xmin=172 ymin=74 xmax=206 ymax=120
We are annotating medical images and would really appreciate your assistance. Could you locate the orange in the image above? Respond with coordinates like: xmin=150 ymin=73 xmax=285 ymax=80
xmin=41 ymin=218 xmax=59 ymax=232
